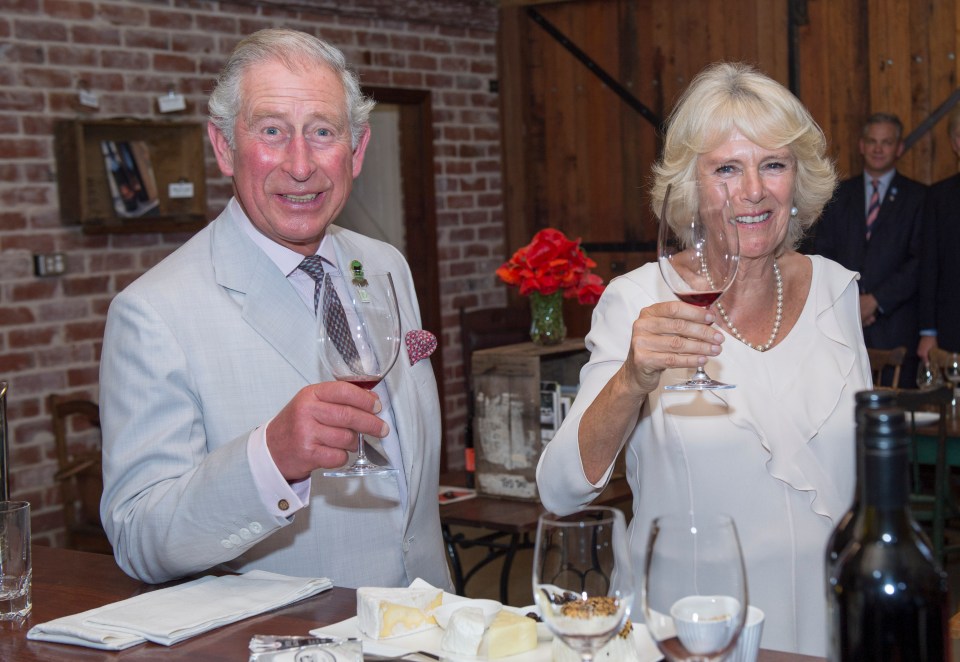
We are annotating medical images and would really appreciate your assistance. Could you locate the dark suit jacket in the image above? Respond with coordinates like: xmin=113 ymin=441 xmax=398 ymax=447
xmin=814 ymin=171 xmax=926 ymax=385
xmin=920 ymin=173 xmax=960 ymax=352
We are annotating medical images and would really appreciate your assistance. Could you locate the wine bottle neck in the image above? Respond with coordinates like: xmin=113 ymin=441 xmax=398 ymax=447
xmin=861 ymin=445 xmax=910 ymax=510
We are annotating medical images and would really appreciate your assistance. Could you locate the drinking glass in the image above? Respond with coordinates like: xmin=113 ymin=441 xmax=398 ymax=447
xmin=317 ymin=271 xmax=401 ymax=477
xmin=533 ymin=507 xmax=634 ymax=662
xmin=658 ymin=181 xmax=740 ymax=390
xmin=942 ymin=352 xmax=960 ymax=404
xmin=917 ymin=361 xmax=944 ymax=391
xmin=643 ymin=513 xmax=748 ymax=661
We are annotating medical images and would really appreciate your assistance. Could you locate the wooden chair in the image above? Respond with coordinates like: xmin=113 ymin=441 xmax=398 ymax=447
xmin=49 ymin=394 xmax=111 ymax=554
xmin=867 ymin=346 xmax=907 ymax=388
xmin=895 ymin=385 xmax=956 ymax=564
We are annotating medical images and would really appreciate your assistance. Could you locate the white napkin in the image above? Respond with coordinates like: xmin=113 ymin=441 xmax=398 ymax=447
xmin=27 ymin=570 xmax=332 ymax=650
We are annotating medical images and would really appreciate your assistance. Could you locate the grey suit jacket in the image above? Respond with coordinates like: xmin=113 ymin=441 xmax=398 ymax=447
xmin=99 ymin=200 xmax=452 ymax=590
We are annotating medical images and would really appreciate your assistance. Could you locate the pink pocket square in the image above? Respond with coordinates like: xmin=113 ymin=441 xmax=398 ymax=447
xmin=405 ymin=329 xmax=437 ymax=365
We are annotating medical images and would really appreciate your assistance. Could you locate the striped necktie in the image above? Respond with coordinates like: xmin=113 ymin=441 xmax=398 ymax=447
xmin=865 ymin=178 xmax=881 ymax=240
xmin=297 ymin=256 xmax=362 ymax=370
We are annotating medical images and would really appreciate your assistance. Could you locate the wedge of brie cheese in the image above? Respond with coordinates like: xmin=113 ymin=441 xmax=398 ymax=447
xmin=440 ymin=606 xmax=486 ymax=655
xmin=487 ymin=609 xmax=538 ymax=658
xmin=356 ymin=587 xmax=442 ymax=639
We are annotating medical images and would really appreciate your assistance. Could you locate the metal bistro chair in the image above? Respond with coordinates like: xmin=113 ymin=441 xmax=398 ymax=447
xmin=896 ymin=385 xmax=957 ymax=563
xmin=49 ymin=394 xmax=111 ymax=554
xmin=868 ymin=346 xmax=907 ymax=388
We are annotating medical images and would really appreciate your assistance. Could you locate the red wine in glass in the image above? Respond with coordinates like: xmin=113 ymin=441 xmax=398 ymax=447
xmin=674 ymin=290 xmax=724 ymax=308
xmin=336 ymin=376 xmax=383 ymax=391
xmin=657 ymin=181 xmax=740 ymax=390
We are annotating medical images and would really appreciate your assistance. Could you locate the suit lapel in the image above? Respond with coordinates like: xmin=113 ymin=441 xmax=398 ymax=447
xmin=212 ymin=205 xmax=320 ymax=384
xmin=842 ymin=175 xmax=868 ymax=266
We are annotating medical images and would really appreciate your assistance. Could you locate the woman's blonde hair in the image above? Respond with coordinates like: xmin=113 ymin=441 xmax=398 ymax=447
xmin=651 ymin=62 xmax=836 ymax=251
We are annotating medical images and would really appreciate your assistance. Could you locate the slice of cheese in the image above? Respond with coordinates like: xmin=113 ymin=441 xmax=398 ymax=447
xmin=356 ymin=587 xmax=442 ymax=639
xmin=487 ymin=609 xmax=538 ymax=659
xmin=440 ymin=606 xmax=486 ymax=655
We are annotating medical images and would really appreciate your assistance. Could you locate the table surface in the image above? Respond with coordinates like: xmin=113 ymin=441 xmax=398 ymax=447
xmin=0 ymin=546 xmax=826 ymax=661
xmin=439 ymin=475 xmax=633 ymax=532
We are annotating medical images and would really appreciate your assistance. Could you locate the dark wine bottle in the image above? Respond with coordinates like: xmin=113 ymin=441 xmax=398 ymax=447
xmin=824 ymin=389 xmax=897 ymax=576
xmin=826 ymin=407 xmax=949 ymax=661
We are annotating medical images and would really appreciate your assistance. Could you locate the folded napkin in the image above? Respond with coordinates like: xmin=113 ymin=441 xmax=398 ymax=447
xmin=28 ymin=570 xmax=332 ymax=650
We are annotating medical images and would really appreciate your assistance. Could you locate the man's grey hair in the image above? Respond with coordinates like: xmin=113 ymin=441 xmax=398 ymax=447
xmin=208 ymin=28 xmax=375 ymax=150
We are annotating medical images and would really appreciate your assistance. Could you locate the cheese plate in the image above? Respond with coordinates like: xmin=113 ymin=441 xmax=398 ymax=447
xmin=311 ymin=599 xmax=662 ymax=661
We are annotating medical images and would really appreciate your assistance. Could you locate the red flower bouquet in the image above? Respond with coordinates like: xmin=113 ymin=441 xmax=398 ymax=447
xmin=496 ymin=228 xmax=605 ymax=305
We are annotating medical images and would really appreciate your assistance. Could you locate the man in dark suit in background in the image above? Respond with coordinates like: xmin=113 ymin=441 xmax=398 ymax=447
xmin=919 ymin=106 xmax=960 ymax=361
xmin=815 ymin=112 xmax=926 ymax=387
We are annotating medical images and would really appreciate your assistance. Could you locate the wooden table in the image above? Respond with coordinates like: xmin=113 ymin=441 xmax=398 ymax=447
xmin=1 ymin=546 xmax=824 ymax=661
xmin=440 ymin=475 xmax=632 ymax=606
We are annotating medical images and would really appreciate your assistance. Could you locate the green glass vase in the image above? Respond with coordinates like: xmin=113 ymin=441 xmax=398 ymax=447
xmin=529 ymin=291 xmax=567 ymax=346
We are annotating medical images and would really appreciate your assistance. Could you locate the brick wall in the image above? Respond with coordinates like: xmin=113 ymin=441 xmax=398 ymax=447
xmin=0 ymin=0 xmax=506 ymax=546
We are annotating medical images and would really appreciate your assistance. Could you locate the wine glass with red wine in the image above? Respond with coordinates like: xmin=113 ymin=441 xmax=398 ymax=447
xmin=658 ymin=181 xmax=740 ymax=390
xmin=317 ymin=270 xmax=401 ymax=477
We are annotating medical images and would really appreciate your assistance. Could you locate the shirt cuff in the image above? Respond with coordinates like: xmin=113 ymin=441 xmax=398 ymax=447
xmin=920 ymin=329 xmax=938 ymax=337
xmin=247 ymin=419 xmax=311 ymax=518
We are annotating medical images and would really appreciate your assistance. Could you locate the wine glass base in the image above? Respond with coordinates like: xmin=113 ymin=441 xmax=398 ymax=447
xmin=665 ymin=379 xmax=736 ymax=391
xmin=323 ymin=463 xmax=398 ymax=477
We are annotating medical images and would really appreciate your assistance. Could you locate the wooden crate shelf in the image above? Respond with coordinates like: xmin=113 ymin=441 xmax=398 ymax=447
xmin=54 ymin=118 xmax=208 ymax=234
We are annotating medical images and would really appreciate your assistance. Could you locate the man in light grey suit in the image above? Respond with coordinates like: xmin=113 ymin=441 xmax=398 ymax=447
xmin=99 ymin=28 xmax=453 ymax=590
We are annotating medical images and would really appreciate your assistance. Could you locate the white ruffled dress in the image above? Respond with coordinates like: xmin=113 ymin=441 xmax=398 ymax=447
xmin=536 ymin=255 xmax=872 ymax=657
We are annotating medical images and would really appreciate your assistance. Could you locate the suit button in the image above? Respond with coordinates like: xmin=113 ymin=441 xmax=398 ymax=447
xmin=249 ymin=522 xmax=263 ymax=533
xmin=239 ymin=528 xmax=251 ymax=539
xmin=220 ymin=539 xmax=234 ymax=549
xmin=229 ymin=534 xmax=241 ymax=545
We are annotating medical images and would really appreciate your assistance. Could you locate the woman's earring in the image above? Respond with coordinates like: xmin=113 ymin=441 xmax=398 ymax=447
xmin=790 ymin=206 xmax=799 ymax=217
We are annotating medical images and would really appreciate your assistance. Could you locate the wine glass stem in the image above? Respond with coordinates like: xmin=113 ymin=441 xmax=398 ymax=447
xmin=354 ymin=432 xmax=372 ymax=467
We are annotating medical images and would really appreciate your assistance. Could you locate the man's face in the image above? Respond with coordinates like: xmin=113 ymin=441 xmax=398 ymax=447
xmin=208 ymin=58 xmax=370 ymax=255
xmin=859 ymin=121 xmax=902 ymax=177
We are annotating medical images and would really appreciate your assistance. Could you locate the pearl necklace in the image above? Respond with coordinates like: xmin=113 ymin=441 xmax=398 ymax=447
xmin=700 ymin=255 xmax=783 ymax=352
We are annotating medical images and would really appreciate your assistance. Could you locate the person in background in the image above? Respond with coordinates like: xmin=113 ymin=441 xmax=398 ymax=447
xmin=99 ymin=28 xmax=452 ymax=590
xmin=918 ymin=106 xmax=960 ymax=361
xmin=814 ymin=112 xmax=926 ymax=387
xmin=537 ymin=62 xmax=870 ymax=656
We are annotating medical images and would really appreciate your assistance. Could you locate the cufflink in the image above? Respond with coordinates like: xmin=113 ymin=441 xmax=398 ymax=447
xmin=277 ymin=499 xmax=290 ymax=511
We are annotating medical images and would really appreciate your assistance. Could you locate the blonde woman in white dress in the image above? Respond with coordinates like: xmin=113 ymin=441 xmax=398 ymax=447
xmin=536 ymin=62 xmax=871 ymax=657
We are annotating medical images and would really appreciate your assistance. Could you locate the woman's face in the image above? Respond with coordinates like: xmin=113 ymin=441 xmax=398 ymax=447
xmin=696 ymin=130 xmax=796 ymax=261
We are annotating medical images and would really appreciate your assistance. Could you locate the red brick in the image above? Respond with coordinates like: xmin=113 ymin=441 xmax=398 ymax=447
xmin=14 ymin=19 xmax=67 ymax=41
xmin=0 ymin=351 xmax=34 ymax=372
xmin=45 ymin=0 xmax=95 ymax=20
xmin=0 ymin=89 xmax=45 ymax=112
xmin=70 ymin=25 xmax=121 ymax=45
xmin=101 ymin=49 xmax=150 ymax=70
xmin=63 ymin=275 xmax=110 ymax=297
xmin=64 ymin=320 xmax=105 ymax=342
xmin=153 ymin=53 xmax=196 ymax=73
xmin=125 ymin=29 xmax=170 ymax=51
xmin=21 ymin=67 xmax=73 ymax=88
xmin=148 ymin=9 xmax=194 ymax=31
xmin=8 ymin=326 xmax=56 ymax=348
xmin=99 ymin=3 xmax=147 ymax=26
xmin=10 ymin=280 xmax=58 ymax=303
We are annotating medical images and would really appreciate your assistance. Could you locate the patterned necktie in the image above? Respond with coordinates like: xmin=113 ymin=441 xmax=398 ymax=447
xmin=297 ymin=256 xmax=362 ymax=370
xmin=865 ymin=178 xmax=881 ymax=240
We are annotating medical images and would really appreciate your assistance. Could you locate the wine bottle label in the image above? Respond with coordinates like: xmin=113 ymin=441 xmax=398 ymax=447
xmin=464 ymin=447 xmax=476 ymax=472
